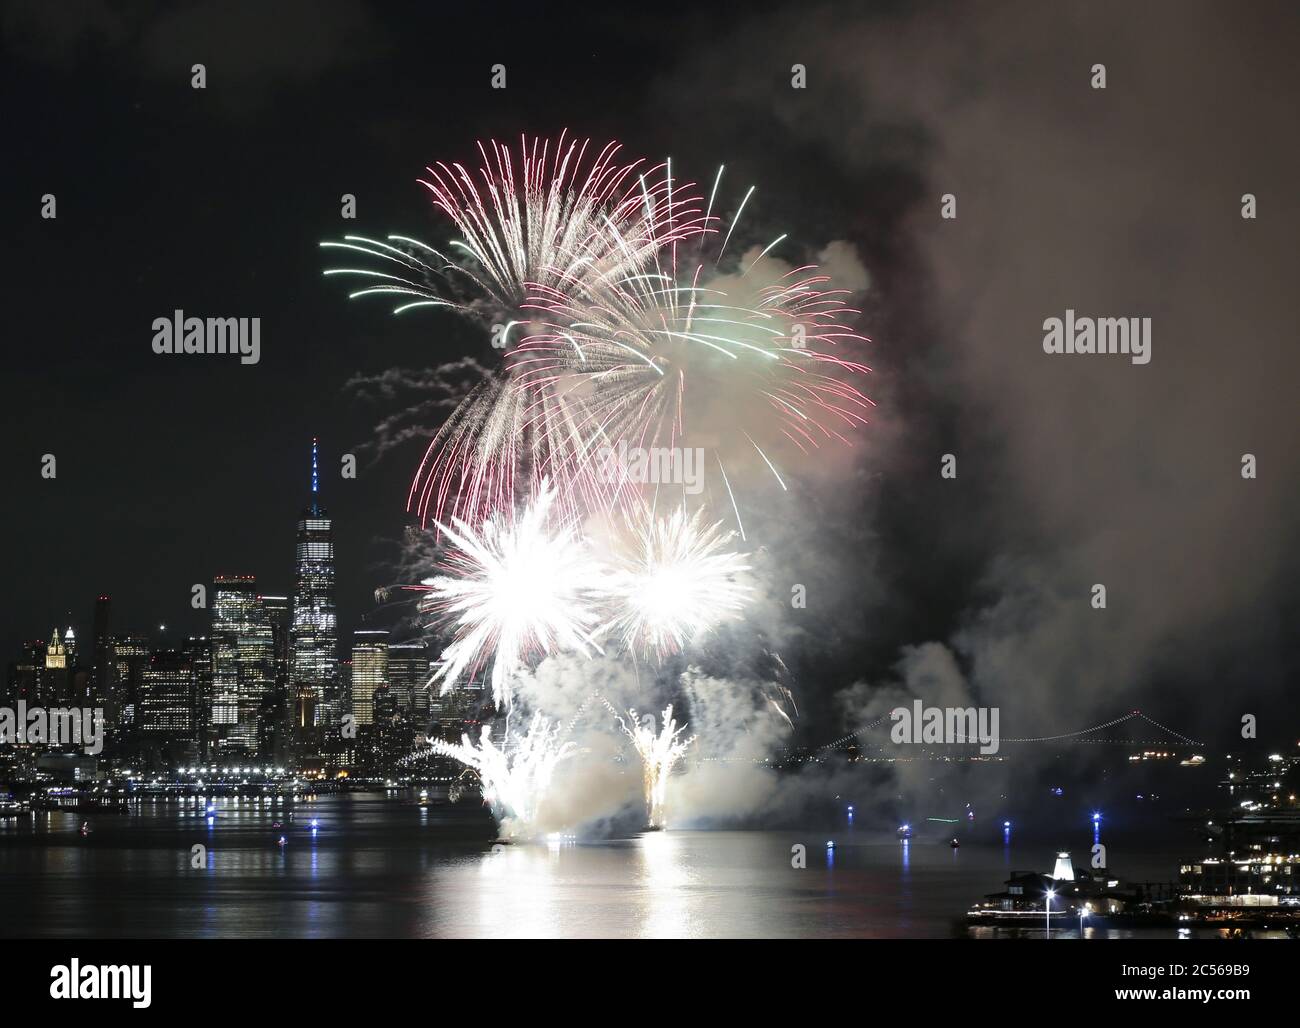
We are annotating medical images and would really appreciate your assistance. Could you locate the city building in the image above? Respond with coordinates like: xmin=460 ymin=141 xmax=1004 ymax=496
xmin=183 ymin=636 xmax=214 ymax=756
xmin=6 ymin=638 xmax=50 ymax=707
xmin=140 ymin=650 xmax=196 ymax=739
xmin=210 ymin=575 xmax=261 ymax=754
xmin=111 ymin=634 xmax=151 ymax=735
xmin=44 ymin=629 xmax=68 ymax=671
xmin=350 ymin=629 xmax=389 ymax=728
xmin=387 ymin=640 xmax=430 ymax=721
xmin=434 ymin=682 xmax=483 ymax=744
xmin=261 ymin=594 xmax=292 ymax=698
xmin=92 ymin=594 xmax=113 ymax=711
xmin=290 ymin=440 xmax=340 ymax=759
xmin=370 ymin=685 xmax=412 ymax=773
xmin=257 ymin=595 xmax=292 ymax=764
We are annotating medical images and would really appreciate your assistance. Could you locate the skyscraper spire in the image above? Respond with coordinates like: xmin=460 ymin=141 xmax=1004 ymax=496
xmin=309 ymin=438 xmax=321 ymax=516
xmin=292 ymin=436 xmax=339 ymax=766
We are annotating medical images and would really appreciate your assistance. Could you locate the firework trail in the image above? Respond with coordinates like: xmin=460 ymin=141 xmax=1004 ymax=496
xmin=323 ymin=133 xmax=706 ymax=316
xmin=322 ymin=140 xmax=871 ymax=534
xmin=324 ymin=141 xmax=865 ymax=777
xmin=321 ymin=133 xmax=712 ymax=527
xmin=415 ymin=484 xmax=605 ymax=709
xmin=600 ymin=507 xmax=751 ymax=661
xmin=516 ymin=166 xmax=873 ymax=528
xmin=428 ymin=714 xmax=576 ymax=839
xmin=618 ymin=705 xmax=695 ymax=828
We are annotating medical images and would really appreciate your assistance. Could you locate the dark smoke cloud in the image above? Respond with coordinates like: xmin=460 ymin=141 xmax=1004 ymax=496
xmin=343 ymin=3 xmax=1296 ymax=832
xmin=649 ymin=0 xmax=1300 ymax=745
xmin=346 ymin=357 xmax=491 ymax=464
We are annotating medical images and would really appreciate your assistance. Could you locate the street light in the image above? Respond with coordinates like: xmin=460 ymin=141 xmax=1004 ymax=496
xmin=1045 ymin=888 xmax=1056 ymax=933
xmin=1080 ymin=901 xmax=1090 ymax=937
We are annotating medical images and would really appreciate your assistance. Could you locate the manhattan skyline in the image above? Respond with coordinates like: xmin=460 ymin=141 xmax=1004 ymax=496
xmin=7 ymin=438 xmax=405 ymax=679
xmin=2 ymin=2 xmax=1299 ymax=970
xmin=3 ymin=0 xmax=1298 ymax=782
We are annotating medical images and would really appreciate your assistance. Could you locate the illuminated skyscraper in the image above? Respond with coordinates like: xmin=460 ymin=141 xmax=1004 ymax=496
xmin=350 ymin=630 xmax=389 ymax=727
xmin=387 ymin=640 xmax=430 ymax=719
xmin=258 ymin=595 xmax=292 ymax=763
xmin=44 ymin=627 xmax=71 ymax=703
xmin=290 ymin=440 xmax=340 ymax=754
xmin=183 ymin=635 xmax=213 ymax=755
xmin=140 ymin=650 xmax=196 ymax=739
xmin=45 ymin=628 xmax=68 ymax=669
xmin=111 ymin=635 xmax=150 ymax=733
xmin=62 ymin=626 xmax=76 ymax=669
xmin=261 ymin=595 xmax=292 ymax=695
xmin=236 ymin=600 xmax=275 ymax=752
xmin=92 ymin=595 xmax=113 ymax=710
xmin=210 ymin=575 xmax=259 ymax=752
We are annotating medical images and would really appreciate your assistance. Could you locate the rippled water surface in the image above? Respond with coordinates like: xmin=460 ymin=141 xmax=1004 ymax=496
xmin=0 ymin=793 xmax=1234 ymax=938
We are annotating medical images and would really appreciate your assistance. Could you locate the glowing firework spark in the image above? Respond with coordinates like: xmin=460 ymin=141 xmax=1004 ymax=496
xmin=429 ymin=714 xmax=576 ymax=839
xmin=324 ymin=143 xmax=871 ymax=535
xmin=322 ymin=134 xmax=711 ymax=527
xmin=618 ymin=706 xmax=695 ymax=828
xmin=515 ymin=167 xmax=873 ymax=526
xmin=417 ymin=484 xmax=605 ymax=708
xmin=601 ymin=507 xmax=751 ymax=660
xmin=322 ymin=133 xmax=707 ymax=316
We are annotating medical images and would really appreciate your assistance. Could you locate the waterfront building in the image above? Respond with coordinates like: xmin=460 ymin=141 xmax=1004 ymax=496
xmin=91 ymin=595 xmax=113 ymax=712
xmin=210 ymin=575 xmax=260 ymax=753
xmin=967 ymin=851 xmax=1134 ymax=925
xmin=43 ymin=627 xmax=72 ymax=703
xmin=290 ymin=440 xmax=340 ymax=758
xmin=111 ymin=635 xmax=151 ymax=733
xmin=387 ymin=640 xmax=429 ymax=718
xmin=183 ymin=636 xmax=214 ymax=755
xmin=1179 ymin=852 xmax=1299 ymax=906
xmin=351 ymin=629 xmax=389 ymax=728
xmin=6 ymin=638 xmax=50 ymax=707
xmin=140 ymin=649 xmax=196 ymax=739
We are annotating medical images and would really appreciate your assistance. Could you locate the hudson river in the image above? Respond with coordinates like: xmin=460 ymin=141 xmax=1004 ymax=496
xmin=0 ymin=792 xmax=1253 ymax=938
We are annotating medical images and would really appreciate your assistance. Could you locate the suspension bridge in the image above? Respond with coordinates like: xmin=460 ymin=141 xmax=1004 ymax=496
xmin=803 ymin=708 xmax=1204 ymax=760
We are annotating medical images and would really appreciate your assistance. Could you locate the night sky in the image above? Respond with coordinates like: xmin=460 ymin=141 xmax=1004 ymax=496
xmin=4 ymin=0 xmax=1298 ymax=746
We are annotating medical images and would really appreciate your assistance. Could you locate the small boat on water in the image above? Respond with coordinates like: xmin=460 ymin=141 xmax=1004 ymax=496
xmin=950 ymin=837 xmax=961 ymax=849
xmin=897 ymin=823 xmax=913 ymax=840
